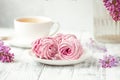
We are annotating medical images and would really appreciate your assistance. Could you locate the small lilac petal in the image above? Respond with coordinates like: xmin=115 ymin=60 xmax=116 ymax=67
xmin=99 ymin=55 xmax=119 ymax=68
xmin=103 ymin=0 xmax=120 ymax=21
xmin=0 ymin=41 xmax=14 ymax=63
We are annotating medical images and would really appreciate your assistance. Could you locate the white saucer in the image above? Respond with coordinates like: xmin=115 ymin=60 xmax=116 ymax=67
xmin=28 ymin=50 xmax=88 ymax=65
xmin=9 ymin=38 xmax=32 ymax=48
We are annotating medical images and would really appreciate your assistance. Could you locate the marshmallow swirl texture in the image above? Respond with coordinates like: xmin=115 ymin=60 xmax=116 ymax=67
xmin=32 ymin=37 xmax=58 ymax=59
xmin=55 ymin=34 xmax=83 ymax=60
xmin=32 ymin=33 xmax=83 ymax=60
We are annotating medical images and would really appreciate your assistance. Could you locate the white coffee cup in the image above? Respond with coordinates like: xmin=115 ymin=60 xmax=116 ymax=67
xmin=13 ymin=16 xmax=60 ymax=48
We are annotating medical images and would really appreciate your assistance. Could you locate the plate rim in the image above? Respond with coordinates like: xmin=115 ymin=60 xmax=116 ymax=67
xmin=28 ymin=50 xmax=87 ymax=65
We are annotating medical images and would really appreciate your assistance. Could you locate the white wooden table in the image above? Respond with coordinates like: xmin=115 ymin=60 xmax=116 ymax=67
xmin=0 ymin=29 xmax=120 ymax=80
xmin=0 ymin=47 xmax=98 ymax=80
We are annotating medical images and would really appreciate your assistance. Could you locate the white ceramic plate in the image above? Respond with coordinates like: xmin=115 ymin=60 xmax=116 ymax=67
xmin=28 ymin=50 xmax=88 ymax=65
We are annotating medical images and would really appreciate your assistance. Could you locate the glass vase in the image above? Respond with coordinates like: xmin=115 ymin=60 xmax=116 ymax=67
xmin=93 ymin=0 xmax=120 ymax=43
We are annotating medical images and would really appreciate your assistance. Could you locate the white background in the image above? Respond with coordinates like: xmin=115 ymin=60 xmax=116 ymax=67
xmin=0 ymin=0 xmax=93 ymax=33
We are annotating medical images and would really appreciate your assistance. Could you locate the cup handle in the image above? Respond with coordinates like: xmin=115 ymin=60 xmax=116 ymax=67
xmin=49 ymin=21 xmax=60 ymax=36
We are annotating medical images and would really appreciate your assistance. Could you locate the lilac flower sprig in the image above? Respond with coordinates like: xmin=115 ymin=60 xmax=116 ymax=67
xmin=86 ymin=38 xmax=107 ymax=53
xmin=86 ymin=38 xmax=119 ymax=68
xmin=0 ymin=40 xmax=14 ymax=63
xmin=103 ymin=0 xmax=120 ymax=21
xmin=99 ymin=55 xmax=119 ymax=68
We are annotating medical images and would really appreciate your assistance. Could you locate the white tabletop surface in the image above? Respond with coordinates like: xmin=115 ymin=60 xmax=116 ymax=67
xmin=0 ymin=28 xmax=120 ymax=80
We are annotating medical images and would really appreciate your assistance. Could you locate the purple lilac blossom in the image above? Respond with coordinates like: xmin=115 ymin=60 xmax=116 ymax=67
xmin=99 ymin=55 xmax=119 ymax=68
xmin=103 ymin=0 xmax=120 ymax=21
xmin=0 ymin=40 xmax=14 ymax=63
xmin=86 ymin=38 xmax=107 ymax=52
